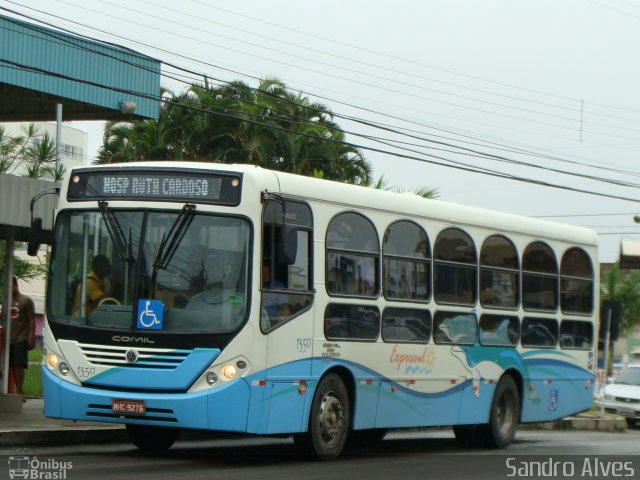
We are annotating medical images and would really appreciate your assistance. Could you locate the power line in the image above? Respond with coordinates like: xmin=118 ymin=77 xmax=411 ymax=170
xmin=191 ymin=0 xmax=640 ymax=116
xmin=99 ymin=0 xmax=640 ymax=128
xmin=5 ymin=56 xmax=640 ymax=206
xmin=587 ymin=0 xmax=640 ymax=21
xmin=21 ymin=0 xmax=640 ymax=142
xmin=6 ymin=7 xmax=640 ymax=196
xmin=10 ymin=0 xmax=640 ymax=176
xmin=8 ymin=1 xmax=640 ymax=188
xmin=534 ymin=212 xmax=640 ymax=218
xmin=615 ymin=0 xmax=640 ymax=10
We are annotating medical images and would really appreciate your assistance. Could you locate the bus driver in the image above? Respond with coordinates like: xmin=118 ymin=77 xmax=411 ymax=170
xmin=72 ymin=254 xmax=113 ymax=316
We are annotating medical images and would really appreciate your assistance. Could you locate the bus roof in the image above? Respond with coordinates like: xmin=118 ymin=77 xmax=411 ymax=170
xmin=68 ymin=162 xmax=598 ymax=247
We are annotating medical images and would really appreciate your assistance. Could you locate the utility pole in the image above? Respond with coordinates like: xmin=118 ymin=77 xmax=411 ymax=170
xmin=599 ymin=307 xmax=612 ymax=417
xmin=55 ymin=103 xmax=62 ymax=172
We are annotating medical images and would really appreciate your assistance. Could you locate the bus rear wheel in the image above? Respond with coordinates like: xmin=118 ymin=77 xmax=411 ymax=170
xmin=126 ymin=425 xmax=179 ymax=451
xmin=478 ymin=375 xmax=520 ymax=448
xmin=306 ymin=373 xmax=350 ymax=460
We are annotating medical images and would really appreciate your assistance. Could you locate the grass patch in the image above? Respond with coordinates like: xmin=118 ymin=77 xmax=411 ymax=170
xmin=24 ymin=347 xmax=43 ymax=398
xmin=28 ymin=348 xmax=43 ymax=364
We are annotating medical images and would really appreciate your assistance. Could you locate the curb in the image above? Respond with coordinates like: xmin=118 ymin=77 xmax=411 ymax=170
xmin=0 ymin=417 xmax=628 ymax=447
xmin=0 ymin=427 xmax=127 ymax=447
xmin=0 ymin=427 xmax=245 ymax=447
xmin=522 ymin=416 xmax=627 ymax=432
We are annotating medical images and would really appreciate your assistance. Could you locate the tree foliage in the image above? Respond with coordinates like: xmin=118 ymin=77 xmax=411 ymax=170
xmin=0 ymin=242 xmax=47 ymax=293
xmin=367 ymin=175 xmax=440 ymax=199
xmin=0 ymin=125 xmax=58 ymax=286
xmin=600 ymin=264 xmax=640 ymax=331
xmin=0 ymin=124 xmax=63 ymax=180
xmin=98 ymin=78 xmax=372 ymax=184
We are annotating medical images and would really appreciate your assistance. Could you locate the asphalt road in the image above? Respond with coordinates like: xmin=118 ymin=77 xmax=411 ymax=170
xmin=2 ymin=429 xmax=639 ymax=480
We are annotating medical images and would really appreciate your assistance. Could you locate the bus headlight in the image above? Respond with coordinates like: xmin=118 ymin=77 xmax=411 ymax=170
xmin=221 ymin=364 xmax=237 ymax=381
xmin=46 ymin=353 xmax=59 ymax=369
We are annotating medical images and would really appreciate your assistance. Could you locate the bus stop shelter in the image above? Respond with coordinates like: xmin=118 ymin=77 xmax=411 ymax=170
xmin=0 ymin=12 xmax=161 ymax=403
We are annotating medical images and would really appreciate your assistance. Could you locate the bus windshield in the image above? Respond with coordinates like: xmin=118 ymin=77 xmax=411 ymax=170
xmin=48 ymin=209 xmax=251 ymax=333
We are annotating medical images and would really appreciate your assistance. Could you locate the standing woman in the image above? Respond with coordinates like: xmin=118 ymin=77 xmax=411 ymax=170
xmin=10 ymin=276 xmax=36 ymax=399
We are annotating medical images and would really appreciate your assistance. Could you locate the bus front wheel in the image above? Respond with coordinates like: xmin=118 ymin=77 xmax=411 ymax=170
xmin=307 ymin=373 xmax=350 ymax=460
xmin=479 ymin=375 xmax=520 ymax=448
xmin=126 ymin=424 xmax=179 ymax=451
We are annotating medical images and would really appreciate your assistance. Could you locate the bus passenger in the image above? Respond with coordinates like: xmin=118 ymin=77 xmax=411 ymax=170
xmin=72 ymin=255 xmax=112 ymax=316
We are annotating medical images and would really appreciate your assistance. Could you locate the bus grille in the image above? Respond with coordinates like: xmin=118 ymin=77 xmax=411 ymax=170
xmin=78 ymin=343 xmax=192 ymax=370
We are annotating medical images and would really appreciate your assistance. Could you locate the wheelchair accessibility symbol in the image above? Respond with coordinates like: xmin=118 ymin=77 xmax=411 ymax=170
xmin=137 ymin=300 xmax=164 ymax=330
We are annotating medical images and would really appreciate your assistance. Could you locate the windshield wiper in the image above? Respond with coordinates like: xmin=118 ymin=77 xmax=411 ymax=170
xmin=98 ymin=201 xmax=134 ymax=263
xmin=150 ymin=204 xmax=196 ymax=291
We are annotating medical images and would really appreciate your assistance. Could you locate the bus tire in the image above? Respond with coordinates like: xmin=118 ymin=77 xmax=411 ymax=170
xmin=126 ymin=425 xmax=179 ymax=451
xmin=308 ymin=373 xmax=350 ymax=460
xmin=479 ymin=375 xmax=520 ymax=448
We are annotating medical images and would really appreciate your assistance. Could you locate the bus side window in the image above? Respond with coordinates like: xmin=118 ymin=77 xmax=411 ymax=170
xmin=326 ymin=212 xmax=380 ymax=298
xmin=261 ymin=200 xmax=313 ymax=332
xmin=433 ymin=311 xmax=477 ymax=345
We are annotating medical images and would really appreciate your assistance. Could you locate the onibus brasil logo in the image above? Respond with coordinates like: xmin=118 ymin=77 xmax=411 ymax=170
xmin=8 ymin=456 xmax=73 ymax=479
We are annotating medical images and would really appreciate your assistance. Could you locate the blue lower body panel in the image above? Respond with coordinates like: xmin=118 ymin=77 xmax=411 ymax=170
xmin=42 ymin=366 xmax=250 ymax=432
xmin=520 ymin=358 xmax=595 ymax=423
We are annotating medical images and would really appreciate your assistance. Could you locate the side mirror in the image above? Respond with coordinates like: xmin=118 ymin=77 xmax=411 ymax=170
xmin=27 ymin=217 xmax=43 ymax=256
xmin=277 ymin=226 xmax=298 ymax=265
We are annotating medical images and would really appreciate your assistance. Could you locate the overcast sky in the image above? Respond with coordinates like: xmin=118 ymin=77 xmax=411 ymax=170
xmin=5 ymin=0 xmax=640 ymax=262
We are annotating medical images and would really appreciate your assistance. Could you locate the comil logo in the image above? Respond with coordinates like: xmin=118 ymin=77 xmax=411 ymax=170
xmin=8 ymin=456 xmax=73 ymax=479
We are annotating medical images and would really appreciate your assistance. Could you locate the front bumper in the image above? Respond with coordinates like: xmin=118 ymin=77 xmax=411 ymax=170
xmin=42 ymin=366 xmax=251 ymax=432
xmin=594 ymin=397 xmax=640 ymax=420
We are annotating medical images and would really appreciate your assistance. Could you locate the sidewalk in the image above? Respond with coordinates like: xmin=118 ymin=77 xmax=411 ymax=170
xmin=0 ymin=397 xmax=629 ymax=447
xmin=0 ymin=398 xmax=126 ymax=447
xmin=521 ymin=414 xmax=628 ymax=432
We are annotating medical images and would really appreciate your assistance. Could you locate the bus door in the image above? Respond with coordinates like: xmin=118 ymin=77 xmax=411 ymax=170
xmin=261 ymin=199 xmax=314 ymax=433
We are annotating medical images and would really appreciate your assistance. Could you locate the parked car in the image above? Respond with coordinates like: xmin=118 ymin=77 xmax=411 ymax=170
xmin=595 ymin=364 xmax=640 ymax=426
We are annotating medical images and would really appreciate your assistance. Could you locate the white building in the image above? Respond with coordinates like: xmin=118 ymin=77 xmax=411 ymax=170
xmin=1 ymin=121 xmax=89 ymax=176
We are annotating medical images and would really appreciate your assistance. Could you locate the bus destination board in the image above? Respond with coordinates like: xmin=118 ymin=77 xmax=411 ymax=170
xmin=67 ymin=169 xmax=242 ymax=205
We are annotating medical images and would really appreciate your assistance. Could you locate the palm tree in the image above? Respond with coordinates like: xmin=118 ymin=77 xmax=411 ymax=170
xmin=0 ymin=124 xmax=39 ymax=175
xmin=23 ymin=132 xmax=56 ymax=178
xmin=96 ymin=77 xmax=371 ymax=184
xmin=97 ymin=122 xmax=137 ymax=164
xmin=601 ymin=264 xmax=640 ymax=332
xmin=369 ymin=175 xmax=440 ymax=199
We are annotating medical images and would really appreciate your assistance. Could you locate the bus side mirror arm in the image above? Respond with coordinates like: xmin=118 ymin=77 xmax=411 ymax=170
xmin=27 ymin=217 xmax=43 ymax=256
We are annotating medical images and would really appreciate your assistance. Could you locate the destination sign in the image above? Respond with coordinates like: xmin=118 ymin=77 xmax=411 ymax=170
xmin=102 ymin=176 xmax=216 ymax=197
xmin=67 ymin=169 xmax=242 ymax=205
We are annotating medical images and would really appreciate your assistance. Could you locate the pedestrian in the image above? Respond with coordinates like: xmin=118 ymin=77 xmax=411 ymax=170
xmin=10 ymin=276 xmax=36 ymax=400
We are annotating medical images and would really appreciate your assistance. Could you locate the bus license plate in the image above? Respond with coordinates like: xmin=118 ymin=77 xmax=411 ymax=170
xmin=112 ymin=399 xmax=146 ymax=415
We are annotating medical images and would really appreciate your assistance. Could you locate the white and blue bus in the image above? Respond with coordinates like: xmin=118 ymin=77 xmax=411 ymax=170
xmin=36 ymin=162 xmax=597 ymax=459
